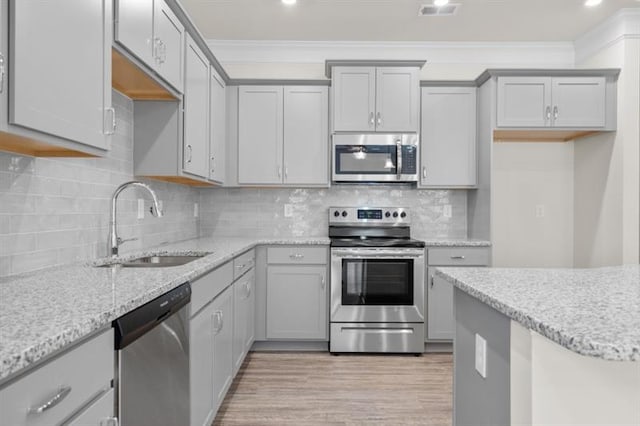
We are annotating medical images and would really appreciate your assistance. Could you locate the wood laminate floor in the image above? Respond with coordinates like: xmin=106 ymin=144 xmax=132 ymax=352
xmin=213 ymin=351 xmax=453 ymax=426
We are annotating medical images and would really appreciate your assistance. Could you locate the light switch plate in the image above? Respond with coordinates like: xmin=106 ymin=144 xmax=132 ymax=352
xmin=475 ymin=333 xmax=487 ymax=378
xmin=284 ymin=204 xmax=293 ymax=217
xmin=443 ymin=204 xmax=452 ymax=218
xmin=193 ymin=203 xmax=199 ymax=218
xmin=535 ymin=204 xmax=545 ymax=218
xmin=137 ymin=199 xmax=145 ymax=219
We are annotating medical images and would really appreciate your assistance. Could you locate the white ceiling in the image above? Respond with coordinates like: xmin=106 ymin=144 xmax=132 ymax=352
xmin=180 ymin=0 xmax=640 ymax=42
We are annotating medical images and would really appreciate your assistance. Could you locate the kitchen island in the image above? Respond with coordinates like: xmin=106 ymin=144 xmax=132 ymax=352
xmin=436 ymin=265 xmax=640 ymax=426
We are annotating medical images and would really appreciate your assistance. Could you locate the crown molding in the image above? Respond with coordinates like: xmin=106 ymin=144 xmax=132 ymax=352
xmin=574 ymin=8 xmax=640 ymax=64
xmin=206 ymin=40 xmax=574 ymax=68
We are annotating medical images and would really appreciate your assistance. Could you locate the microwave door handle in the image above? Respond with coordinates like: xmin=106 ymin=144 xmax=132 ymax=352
xmin=396 ymin=139 xmax=403 ymax=179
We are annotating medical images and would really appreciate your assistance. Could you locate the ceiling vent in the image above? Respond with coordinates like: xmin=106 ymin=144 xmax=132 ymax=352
xmin=419 ymin=4 xmax=460 ymax=16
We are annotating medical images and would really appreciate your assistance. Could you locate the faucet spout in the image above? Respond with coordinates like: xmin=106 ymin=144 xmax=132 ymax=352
xmin=108 ymin=181 xmax=163 ymax=257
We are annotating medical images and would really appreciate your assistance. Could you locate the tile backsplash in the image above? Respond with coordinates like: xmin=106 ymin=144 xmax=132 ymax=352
xmin=0 ymin=91 xmax=199 ymax=277
xmin=199 ymin=186 xmax=467 ymax=240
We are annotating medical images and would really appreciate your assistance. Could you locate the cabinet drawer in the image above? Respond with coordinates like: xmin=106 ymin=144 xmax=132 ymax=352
xmin=191 ymin=262 xmax=233 ymax=316
xmin=233 ymin=249 xmax=255 ymax=280
xmin=267 ymin=246 xmax=327 ymax=265
xmin=0 ymin=329 xmax=113 ymax=426
xmin=428 ymin=247 xmax=490 ymax=266
xmin=67 ymin=388 xmax=114 ymax=425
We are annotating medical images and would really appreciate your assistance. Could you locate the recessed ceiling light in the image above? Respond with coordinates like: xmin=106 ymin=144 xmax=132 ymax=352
xmin=282 ymin=0 xmax=296 ymax=5
xmin=434 ymin=0 xmax=449 ymax=5
xmin=584 ymin=0 xmax=602 ymax=6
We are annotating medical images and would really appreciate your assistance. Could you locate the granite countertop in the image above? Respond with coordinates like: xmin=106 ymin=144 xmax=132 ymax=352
xmin=0 ymin=236 xmax=329 ymax=383
xmin=436 ymin=265 xmax=640 ymax=361
xmin=423 ymin=239 xmax=491 ymax=247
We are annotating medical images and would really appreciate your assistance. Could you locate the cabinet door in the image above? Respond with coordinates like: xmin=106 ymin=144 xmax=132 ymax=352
xmin=266 ymin=265 xmax=327 ymax=340
xmin=427 ymin=269 xmax=454 ymax=340
xmin=283 ymin=86 xmax=328 ymax=185
xmin=238 ymin=86 xmax=283 ymax=184
xmin=209 ymin=70 xmax=226 ymax=184
xmin=233 ymin=270 xmax=255 ymax=374
xmin=183 ymin=35 xmax=209 ymax=178
xmin=420 ymin=87 xmax=477 ymax=187
xmin=190 ymin=305 xmax=215 ymax=426
xmin=10 ymin=0 xmax=112 ymax=150
xmin=375 ymin=67 xmax=420 ymax=132
xmin=551 ymin=77 xmax=606 ymax=128
xmin=67 ymin=388 xmax=114 ymax=426
xmin=332 ymin=67 xmax=376 ymax=132
xmin=245 ymin=274 xmax=256 ymax=352
xmin=115 ymin=0 xmax=154 ymax=66
xmin=496 ymin=77 xmax=552 ymax=128
xmin=212 ymin=286 xmax=234 ymax=410
xmin=154 ymin=0 xmax=184 ymax=93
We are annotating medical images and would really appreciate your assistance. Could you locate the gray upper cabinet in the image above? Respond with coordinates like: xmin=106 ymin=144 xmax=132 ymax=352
xmin=183 ymin=34 xmax=210 ymax=179
xmin=115 ymin=0 xmax=184 ymax=92
xmin=283 ymin=86 xmax=329 ymax=185
xmin=238 ymin=85 xmax=329 ymax=186
xmin=238 ymin=86 xmax=283 ymax=185
xmin=5 ymin=0 xmax=112 ymax=153
xmin=496 ymin=76 xmax=607 ymax=129
xmin=209 ymin=69 xmax=226 ymax=184
xmin=332 ymin=66 xmax=419 ymax=133
xmin=420 ymin=86 xmax=477 ymax=188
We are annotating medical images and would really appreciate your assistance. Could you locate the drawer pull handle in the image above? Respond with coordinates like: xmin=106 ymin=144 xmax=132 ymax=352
xmin=430 ymin=274 xmax=435 ymax=288
xmin=450 ymin=255 xmax=465 ymax=260
xmin=289 ymin=254 xmax=304 ymax=260
xmin=29 ymin=386 xmax=72 ymax=414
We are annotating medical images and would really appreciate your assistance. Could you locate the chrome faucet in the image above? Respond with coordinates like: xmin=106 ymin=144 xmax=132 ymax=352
xmin=108 ymin=181 xmax=163 ymax=257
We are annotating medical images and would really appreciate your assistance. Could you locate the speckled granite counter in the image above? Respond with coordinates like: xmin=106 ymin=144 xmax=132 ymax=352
xmin=423 ymin=239 xmax=491 ymax=247
xmin=436 ymin=265 xmax=640 ymax=361
xmin=0 ymin=237 xmax=329 ymax=383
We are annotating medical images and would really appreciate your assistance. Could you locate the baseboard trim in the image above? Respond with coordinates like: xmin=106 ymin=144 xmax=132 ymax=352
xmin=251 ymin=340 xmax=329 ymax=352
xmin=424 ymin=341 xmax=453 ymax=353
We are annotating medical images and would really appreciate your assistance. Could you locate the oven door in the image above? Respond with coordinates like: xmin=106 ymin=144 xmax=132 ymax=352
xmin=330 ymin=248 xmax=425 ymax=323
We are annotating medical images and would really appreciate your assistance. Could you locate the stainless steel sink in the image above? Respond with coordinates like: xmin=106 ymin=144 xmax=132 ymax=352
xmin=98 ymin=254 xmax=207 ymax=268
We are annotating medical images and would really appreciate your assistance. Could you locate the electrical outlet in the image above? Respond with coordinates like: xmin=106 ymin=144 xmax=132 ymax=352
xmin=475 ymin=333 xmax=487 ymax=378
xmin=284 ymin=204 xmax=293 ymax=218
xmin=443 ymin=204 xmax=452 ymax=218
xmin=535 ymin=204 xmax=545 ymax=218
xmin=193 ymin=203 xmax=199 ymax=218
xmin=137 ymin=199 xmax=145 ymax=219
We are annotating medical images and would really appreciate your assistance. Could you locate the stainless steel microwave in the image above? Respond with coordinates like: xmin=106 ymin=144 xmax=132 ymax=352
xmin=332 ymin=134 xmax=419 ymax=183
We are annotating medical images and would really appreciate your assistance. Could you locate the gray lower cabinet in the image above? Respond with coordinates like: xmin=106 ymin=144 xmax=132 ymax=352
xmin=266 ymin=254 xmax=328 ymax=340
xmin=233 ymin=269 xmax=255 ymax=375
xmin=0 ymin=329 xmax=115 ymax=426
xmin=496 ymin=76 xmax=607 ymax=129
xmin=211 ymin=285 xmax=234 ymax=411
xmin=426 ymin=247 xmax=491 ymax=341
xmin=420 ymin=86 xmax=477 ymax=188
xmin=0 ymin=0 xmax=113 ymax=156
xmin=190 ymin=301 xmax=216 ymax=426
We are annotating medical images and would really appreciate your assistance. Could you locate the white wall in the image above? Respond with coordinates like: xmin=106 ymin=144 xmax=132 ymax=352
xmin=492 ymin=143 xmax=575 ymax=268
xmin=574 ymin=10 xmax=640 ymax=267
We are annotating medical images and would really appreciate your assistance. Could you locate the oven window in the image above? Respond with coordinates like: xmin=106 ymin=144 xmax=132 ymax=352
xmin=335 ymin=145 xmax=396 ymax=175
xmin=341 ymin=259 xmax=413 ymax=305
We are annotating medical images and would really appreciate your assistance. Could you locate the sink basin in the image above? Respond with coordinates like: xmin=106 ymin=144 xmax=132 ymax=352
xmin=98 ymin=254 xmax=207 ymax=268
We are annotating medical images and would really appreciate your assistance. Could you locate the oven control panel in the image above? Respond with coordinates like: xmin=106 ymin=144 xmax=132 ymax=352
xmin=329 ymin=207 xmax=410 ymax=225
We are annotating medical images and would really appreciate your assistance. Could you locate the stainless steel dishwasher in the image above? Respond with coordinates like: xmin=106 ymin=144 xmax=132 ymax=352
xmin=113 ymin=282 xmax=191 ymax=426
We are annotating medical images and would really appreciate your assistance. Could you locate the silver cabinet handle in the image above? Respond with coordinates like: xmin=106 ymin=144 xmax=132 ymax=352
xmin=422 ymin=166 xmax=427 ymax=180
xmin=553 ymin=106 xmax=559 ymax=120
xmin=430 ymin=274 xmax=434 ymax=288
xmin=277 ymin=166 xmax=282 ymax=178
xmin=396 ymin=139 xmax=403 ymax=179
xmin=29 ymin=386 xmax=72 ymax=414
xmin=100 ymin=417 xmax=119 ymax=426
xmin=450 ymin=255 xmax=465 ymax=260
xmin=289 ymin=253 xmax=304 ymax=260
xmin=284 ymin=166 xmax=288 ymax=179
xmin=320 ymin=275 xmax=326 ymax=290
xmin=376 ymin=112 xmax=382 ymax=127
xmin=0 ymin=53 xmax=5 ymax=94
xmin=244 ymin=281 xmax=252 ymax=299
xmin=160 ymin=40 xmax=167 ymax=64
xmin=211 ymin=156 xmax=215 ymax=174
xmin=545 ymin=105 xmax=551 ymax=121
xmin=369 ymin=112 xmax=374 ymax=127
xmin=213 ymin=311 xmax=223 ymax=334
xmin=186 ymin=145 xmax=193 ymax=163
xmin=105 ymin=107 xmax=116 ymax=135
xmin=153 ymin=37 xmax=162 ymax=62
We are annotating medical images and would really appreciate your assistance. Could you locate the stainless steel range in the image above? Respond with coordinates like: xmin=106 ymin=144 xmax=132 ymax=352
xmin=329 ymin=207 xmax=425 ymax=354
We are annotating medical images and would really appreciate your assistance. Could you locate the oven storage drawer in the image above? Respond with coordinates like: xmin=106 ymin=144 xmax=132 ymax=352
xmin=330 ymin=322 xmax=424 ymax=353
xmin=233 ymin=249 xmax=255 ymax=280
xmin=267 ymin=246 xmax=327 ymax=264
xmin=427 ymin=247 xmax=490 ymax=266
xmin=0 ymin=329 xmax=113 ymax=426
